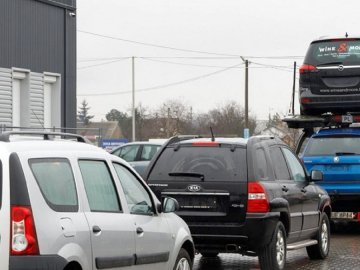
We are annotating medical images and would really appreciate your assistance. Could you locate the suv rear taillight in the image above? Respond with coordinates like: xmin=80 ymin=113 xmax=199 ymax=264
xmin=299 ymin=64 xmax=318 ymax=74
xmin=247 ymin=182 xmax=269 ymax=213
xmin=10 ymin=206 xmax=39 ymax=255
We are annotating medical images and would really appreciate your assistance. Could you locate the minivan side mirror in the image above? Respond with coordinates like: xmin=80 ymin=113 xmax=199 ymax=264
xmin=162 ymin=197 xmax=180 ymax=213
xmin=310 ymin=170 xmax=323 ymax=182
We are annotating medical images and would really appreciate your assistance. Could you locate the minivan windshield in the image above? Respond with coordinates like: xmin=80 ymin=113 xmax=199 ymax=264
xmin=304 ymin=136 xmax=360 ymax=156
xmin=148 ymin=145 xmax=247 ymax=182
xmin=305 ymin=39 xmax=360 ymax=66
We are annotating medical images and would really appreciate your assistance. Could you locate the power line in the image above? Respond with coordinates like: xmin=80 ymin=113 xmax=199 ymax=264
xmin=78 ymin=57 xmax=129 ymax=63
xmin=139 ymin=57 xmax=245 ymax=69
xmin=78 ymin=30 xmax=245 ymax=59
xmin=78 ymin=55 xmax=304 ymax=61
xmin=78 ymin=62 xmax=244 ymax=97
xmin=77 ymin=58 xmax=130 ymax=70
xmin=77 ymin=56 xmax=295 ymax=71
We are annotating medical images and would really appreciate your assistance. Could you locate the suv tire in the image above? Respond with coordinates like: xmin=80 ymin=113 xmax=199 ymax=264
xmin=174 ymin=248 xmax=192 ymax=270
xmin=258 ymin=221 xmax=286 ymax=270
xmin=306 ymin=213 xmax=330 ymax=259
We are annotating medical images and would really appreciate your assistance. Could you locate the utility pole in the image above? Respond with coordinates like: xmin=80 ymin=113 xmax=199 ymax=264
xmin=292 ymin=61 xmax=297 ymax=115
xmin=245 ymin=59 xmax=249 ymax=129
xmin=132 ymin=56 xmax=136 ymax=142
xmin=166 ymin=107 xmax=170 ymax=138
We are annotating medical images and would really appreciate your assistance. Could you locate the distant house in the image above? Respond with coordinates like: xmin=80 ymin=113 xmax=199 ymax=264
xmin=77 ymin=121 xmax=123 ymax=144
xmin=0 ymin=0 xmax=77 ymax=129
xmin=255 ymin=119 xmax=299 ymax=148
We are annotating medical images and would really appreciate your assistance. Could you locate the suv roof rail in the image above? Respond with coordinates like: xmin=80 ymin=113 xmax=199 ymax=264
xmin=0 ymin=131 xmax=88 ymax=143
xmin=165 ymin=135 xmax=202 ymax=147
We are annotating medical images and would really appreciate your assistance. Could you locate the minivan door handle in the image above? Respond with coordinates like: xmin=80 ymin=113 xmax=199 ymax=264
xmin=136 ymin=227 xmax=144 ymax=234
xmin=282 ymin=186 xmax=289 ymax=192
xmin=92 ymin=225 xmax=102 ymax=234
xmin=301 ymin=188 xmax=307 ymax=193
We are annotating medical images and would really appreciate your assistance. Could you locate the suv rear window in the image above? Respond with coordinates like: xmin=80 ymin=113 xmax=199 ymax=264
xmin=148 ymin=145 xmax=247 ymax=182
xmin=305 ymin=39 xmax=360 ymax=65
xmin=29 ymin=158 xmax=78 ymax=212
xmin=305 ymin=136 xmax=360 ymax=156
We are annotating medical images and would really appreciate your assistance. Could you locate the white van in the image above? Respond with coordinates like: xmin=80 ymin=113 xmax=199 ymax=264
xmin=0 ymin=131 xmax=194 ymax=270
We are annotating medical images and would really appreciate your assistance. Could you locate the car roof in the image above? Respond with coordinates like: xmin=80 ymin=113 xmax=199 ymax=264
xmin=0 ymin=140 xmax=106 ymax=154
xmin=314 ymin=127 xmax=360 ymax=137
xmin=311 ymin=35 xmax=360 ymax=43
xmin=110 ymin=141 xmax=163 ymax=152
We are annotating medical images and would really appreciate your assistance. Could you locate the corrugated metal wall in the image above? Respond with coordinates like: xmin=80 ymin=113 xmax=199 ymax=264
xmin=0 ymin=68 xmax=13 ymax=126
xmin=0 ymin=0 xmax=76 ymax=128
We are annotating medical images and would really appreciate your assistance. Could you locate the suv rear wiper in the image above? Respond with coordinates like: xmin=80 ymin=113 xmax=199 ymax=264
xmin=169 ymin=172 xmax=205 ymax=181
xmin=335 ymin=152 xmax=358 ymax=156
xmin=317 ymin=61 xmax=343 ymax=67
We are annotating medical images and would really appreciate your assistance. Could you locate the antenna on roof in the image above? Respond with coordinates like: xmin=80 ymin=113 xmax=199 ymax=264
xmin=345 ymin=32 xmax=349 ymax=38
xmin=210 ymin=127 xmax=215 ymax=142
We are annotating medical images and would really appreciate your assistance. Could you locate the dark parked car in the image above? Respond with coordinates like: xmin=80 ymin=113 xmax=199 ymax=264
xmin=299 ymin=35 xmax=360 ymax=115
xmin=145 ymin=136 xmax=331 ymax=270
xmin=300 ymin=127 xmax=360 ymax=217
xmin=111 ymin=142 xmax=163 ymax=177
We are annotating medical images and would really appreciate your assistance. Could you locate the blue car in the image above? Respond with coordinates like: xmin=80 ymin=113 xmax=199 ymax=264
xmin=300 ymin=127 xmax=360 ymax=213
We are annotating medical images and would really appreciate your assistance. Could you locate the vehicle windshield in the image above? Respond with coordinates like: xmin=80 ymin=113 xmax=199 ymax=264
xmin=304 ymin=39 xmax=360 ymax=66
xmin=304 ymin=136 xmax=360 ymax=156
xmin=148 ymin=145 xmax=247 ymax=182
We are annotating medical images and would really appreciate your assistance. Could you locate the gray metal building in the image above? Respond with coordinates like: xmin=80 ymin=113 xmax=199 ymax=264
xmin=0 ymin=0 xmax=77 ymax=129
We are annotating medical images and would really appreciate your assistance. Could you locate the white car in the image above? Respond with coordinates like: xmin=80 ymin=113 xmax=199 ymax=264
xmin=0 ymin=131 xmax=194 ymax=270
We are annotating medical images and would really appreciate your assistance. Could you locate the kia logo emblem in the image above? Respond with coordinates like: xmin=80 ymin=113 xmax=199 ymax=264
xmin=334 ymin=156 xmax=340 ymax=163
xmin=338 ymin=65 xmax=344 ymax=71
xmin=188 ymin=185 xmax=201 ymax=192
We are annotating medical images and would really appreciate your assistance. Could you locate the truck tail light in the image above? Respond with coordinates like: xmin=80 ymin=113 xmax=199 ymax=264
xmin=10 ymin=206 xmax=39 ymax=255
xmin=247 ymin=182 xmax=269 ymax=213
xmin=299 ymin=64 xmax=318 ymax=74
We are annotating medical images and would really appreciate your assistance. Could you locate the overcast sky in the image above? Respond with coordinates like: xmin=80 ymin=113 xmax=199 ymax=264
xmin=76 ymin=0 xmax=359 ymax=121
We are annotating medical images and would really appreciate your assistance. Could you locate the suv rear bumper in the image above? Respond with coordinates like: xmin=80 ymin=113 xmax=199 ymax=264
xmin=9 ymin=255 xmax=68 ymax=270
xmin=300 ymin=92 xmax=360 ymax=114
xmin=327 ymin=194 xmax=360 ymax=212
xmin=189 ymin=212 xmax=280 ymax=252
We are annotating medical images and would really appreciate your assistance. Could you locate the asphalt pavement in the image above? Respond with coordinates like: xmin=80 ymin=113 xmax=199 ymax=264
xmin=193 ymin=221 xmax=360 ymax=270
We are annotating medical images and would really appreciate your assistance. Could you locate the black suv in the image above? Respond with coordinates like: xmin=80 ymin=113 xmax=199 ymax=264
xmin=145 ymin=136 xmax=331 ymax=270
xmin=299 ymin=36 xmax=360 ymax=115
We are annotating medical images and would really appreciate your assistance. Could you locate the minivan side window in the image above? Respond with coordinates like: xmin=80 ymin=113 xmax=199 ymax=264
xmin=282 ymin=148 xmax=306 ymax=182
xmin=79 ymin=160 xmax=121 ymax=212
xmin=29 ymin=158 xmax=78 ymax=212
xmin=269 ymin=147 xmax=291 ymax=180
xmin=113 ymin=163 xmax=153 ymax=215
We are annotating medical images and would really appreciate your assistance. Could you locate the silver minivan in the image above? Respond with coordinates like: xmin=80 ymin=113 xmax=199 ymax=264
xmin=0 ymin=132 xmax=194 ymax=270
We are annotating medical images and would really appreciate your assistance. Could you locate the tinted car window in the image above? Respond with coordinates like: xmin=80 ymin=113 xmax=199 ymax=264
xmin=148 ymin=145 xmax=247 ymax=182
xmin=254 ymin=148 xmax=269 ymax=180
xmin=113 ymin=163 xmax=153 ymax=215
xmin=79 ymin=160 xmax=121 ymax=212
xmin=118 ymin=145 xmax=140 ymax=162
xmin=305 ymin=39 xmax=360 ymax=65
xmin=282 ymin=148 xmax=306 ymax=182
xmin=140 ymin=145 xmax=161 ymax=161
xmin=29 ymin=158 xmax=78 ymax=212
xmin=305 ymin=136 xmax=360 ymax=156
xmin=270 ymin=147 xmax=291 ymax=180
